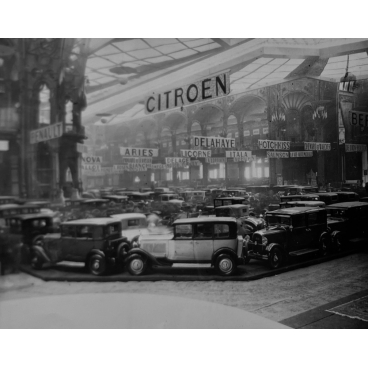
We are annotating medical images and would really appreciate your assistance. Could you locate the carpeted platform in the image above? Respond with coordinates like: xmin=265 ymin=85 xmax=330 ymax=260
xmin=19 ymin=248 xmax=361 ymax=282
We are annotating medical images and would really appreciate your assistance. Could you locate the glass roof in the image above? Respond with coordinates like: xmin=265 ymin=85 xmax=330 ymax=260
xmin=81 ymin=38 xmax=368 ymax=126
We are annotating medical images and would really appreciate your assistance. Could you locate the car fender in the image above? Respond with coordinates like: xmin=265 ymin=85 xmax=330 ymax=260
xmin=125 ymin=248 xmax=160 ymax=266
xmin=319 ymin=231 xmax=331 ymax=243
xmin=87 ymin=249 xmax=105 ymax=262
xmin=116 ymin=242 xmax=131 ymax=259
xmin=212 ymin=248 xmax=239 ymax=266
xmin=265 ymin=243 xmax=281 ymax=254
xmin=31 ymin=245 xmax=51 ymax=263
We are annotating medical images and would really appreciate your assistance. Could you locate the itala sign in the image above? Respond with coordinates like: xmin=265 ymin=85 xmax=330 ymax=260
xmin=193 ymin=136 xmax=235 ymax=149
xmin=225 ymin=151 xmax=252 ymax=158
xmin=120 ymin=147 xmax=159 ymax=157
xmin=144 ymin=72 xmax=230 ymax=114
xmin=259 ymin=140 xmax=290 ymax=150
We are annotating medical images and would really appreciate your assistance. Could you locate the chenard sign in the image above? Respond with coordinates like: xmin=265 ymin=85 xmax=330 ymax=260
xmin=144 ymin=72 xmax=230 ymax=114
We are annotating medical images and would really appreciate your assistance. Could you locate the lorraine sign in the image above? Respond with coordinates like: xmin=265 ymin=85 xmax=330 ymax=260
xmin=30 ymin=123 xmax=63 ymax=144
xmin=144 ymin=71 xmax=230 ymax=114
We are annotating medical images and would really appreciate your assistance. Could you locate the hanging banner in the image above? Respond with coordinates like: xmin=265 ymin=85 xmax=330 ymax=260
xmin=144 ymin=71 xmax=230 ymax=114
xmin=267 ymin=151 xmax=289 ymax=158
xmin=120 ymin=147 xmax=159 ymax=157
xmin=30 ymin=122 xmax=63 ymax=144
xmin=258 ymin=140 xmax=290 ymax=150
xmin=165 ymin=157 xmax=190 ymax=165
xmin=304 ymin=142 xmax=331 ymax=151
xmin=345 ymin=143 xmax=367 ymax=152
xmin=349 ymin=110 xmax=368 ymax=127
xmin=193 ymin=136 xmax=235 ymax=149
xmin=82 ymin=155 xmax=103 ymax=164
xmin=121 ymin=157 xmax=153 ymax=164
xmin=233 ymin=155 xmax=256 ymax=162
xmin=205 ymin=157 xmax=227 ymax=164
xmin=226 ymin=150 xmax=252 ymax=158
xmin=82 ymin=164 xmax=102 ymax=171
xmin=290 ymin=151 xmax=313 ymax=158
xmin=180 ymin=149 xmax=212 ymax=158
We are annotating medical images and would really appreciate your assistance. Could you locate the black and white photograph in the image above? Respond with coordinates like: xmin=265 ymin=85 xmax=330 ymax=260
xmin=0 ymin=3 xmax=367 ymax=365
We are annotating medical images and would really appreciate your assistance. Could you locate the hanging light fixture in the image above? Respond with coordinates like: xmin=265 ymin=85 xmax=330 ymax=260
xmin=339 ymin=54 xmax=357 ymax=94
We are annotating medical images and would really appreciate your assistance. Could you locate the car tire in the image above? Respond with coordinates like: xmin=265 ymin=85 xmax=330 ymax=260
xmin=88 ymin=254 xmax=107 ymax=276
xmin=268 ymin=247 xmax=284 ymax=269
xmin=319 ymin=234 xmax=330 ymax=257
xmin=127 ymin=255 xmax=147 ymax=276
xmin=31 ymin=253 xmax=44 ymax=270
xmin=215 ymin=254 xmax=236 ymax=276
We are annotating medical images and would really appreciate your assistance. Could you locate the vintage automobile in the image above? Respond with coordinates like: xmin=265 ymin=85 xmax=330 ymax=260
xmin=245 ymin=207 xmax=330 ymax=269
xmin=214 ymin=196 xmax=249 ymax=208
xmin=110 ymin=213 xmax=151 ymax=243
xmin=101 ymin=195 xmax=128 ymax=204
xmin=280 ymin=201 xmax=326 ymax=209
xmin=221 ymin=189 xmax=249 ymax=198
xmin=128 ymin=192 xmax=154 ymax=203
xmin=30 ymin=218 xmax=130 ymax=275
xmin=332 ymin=191 xmax=360 ymax=203
xmin=0 ymin=204 xmax=41 ymax=228
xmin=317 ymin=192 xmax=339 ymax=205
xmin=0 ymin=196 xmax=19 ymax=205
xmin=280 ymin=194 xmax=320 ymax=203
xmin=125 ymin=217 xmax=246 ymax=276
xmin=214 ymin=204 xmax=265 ymax=237
xmin=4 ymin=212 xmax=61 ymax=262
xmin=326 ymin=201 xmax=368 ymax=250
xmin=158 ymin=193 xmax=185 ymax=203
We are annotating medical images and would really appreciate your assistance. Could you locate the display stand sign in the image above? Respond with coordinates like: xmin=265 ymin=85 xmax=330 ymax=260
xmin=205 ymin=157 xmax=227 ymax=164
xmin=144 ymin=71 xmax=230 ymax=114
xmin=30 ymin=122 xmax=63 ymax=144
xmin=82 ymin=156 xmax=103 ymax=164
xmin=121 ymin=157 xmax=152 ymax=163
xmin=193 ymin=136 xmax=235 ymax=149
xmin=120 ymin=147 xmax=159 ymax=157
xmin=165 ymin=157 xmax=190 ymax=165
xmin=267 ymin=151 xmax=289 ymax=158
xmin=349 ymin=110 xmax=368 ymax=128
xmin=225 ymin=150 xmax=252 ymax=158
xmin=345 ymin=143 xmax=367 ymax=152
xmin=304 ymin=142 xmax=331 ymax=151
xmin=180 ymin=149 xmax=212 ymax=158
xmin=258 ymin=140 xmax=290 ymax=150
xmin=290 ymin=151 xmax=313 ymax=157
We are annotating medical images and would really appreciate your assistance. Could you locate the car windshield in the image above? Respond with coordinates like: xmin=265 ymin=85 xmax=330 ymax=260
xmin=215 ymin=208 xmax=231 ymax=217
xmin=327 ymin=208 xmax=347 ymax=218
xmin=266 ymin=214 xmax=291 ymax=226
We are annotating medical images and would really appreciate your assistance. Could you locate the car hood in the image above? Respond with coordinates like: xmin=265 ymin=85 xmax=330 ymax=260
xmin=139 ymin=233 xmax=174 ymax=241
xmin=44 ymin=233 xmax=61 ymax=240
xmin=253 ymin=226 xmax=288 ymax=243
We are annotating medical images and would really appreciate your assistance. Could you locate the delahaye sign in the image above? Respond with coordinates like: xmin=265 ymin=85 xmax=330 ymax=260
xmin=193 ymin=136 xmax=235 ymax=149
xmin=144 ymin=71 xmax=230 ymax=114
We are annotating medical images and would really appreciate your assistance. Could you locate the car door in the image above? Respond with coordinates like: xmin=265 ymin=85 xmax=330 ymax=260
xmin=306 ymin=210 xmax=326 ymax=245
xmin=71 ymin=225 xmax=97 ymax=261
xmin=289 ymin=214 xmax=313 ymax=251
xmin=193 ymin=223 xmax=214 ymax=261
xmin=171 ymin=223 xmax=194 ymax=261
xmin=59 ymin=225 xmax=76 ymax=260
xmin=213 ymin=223 xmax=235 ymax=252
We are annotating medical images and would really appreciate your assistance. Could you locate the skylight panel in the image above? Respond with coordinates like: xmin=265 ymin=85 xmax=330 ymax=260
xmin=156 ymin=43 xmax=187 ymax=54
xmin=113 ymin=39 xmax=149 ymax=52
xmin=128 ymin=48 xmax=162 ymax=59
xmin=253 ymin=58 xmax=273 ymax=65
xmin=169 ymin=49 xmax=197 ymax=59
xmin=284 ymin=59 xmax=304 ymax=65
xmin=268 ymin=58 xmax=289 ymax=65
xmin=145 ymin=55 xmax=173 ymax=63
xmin=184 ymin=39 xmax=211 ymax=48
xmin=95 ymin=44 xmax=121 ymax=56
xmin=144 ymin=38 xmax=177 ymax=47
xmin=104 ymin=53 xmax=136 ymax=64
xmin=194 ymin=43 xmax=221 ymax=52
xmin=94 ymin=76 xmax=116 ymax=84
xmin=349 ymin=52 xmax=368 ymax=60
xmin=87 ymin=57 xmax=115 ymax=69
xmin=328 ymin=55 xmax=348 ymax=63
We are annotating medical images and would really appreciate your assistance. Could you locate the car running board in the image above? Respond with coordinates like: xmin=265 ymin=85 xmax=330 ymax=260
xmin=289 ymin=248 xmax=319 ymax=256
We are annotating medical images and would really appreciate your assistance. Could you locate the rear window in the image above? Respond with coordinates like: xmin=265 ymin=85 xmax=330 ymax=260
xmin=175 ymin=224 xmax=193 ymax=239
xmin=214 ymin=223 xmax=230 ymax=238
xmin=61 ymin=226 xmax=75 ymax=237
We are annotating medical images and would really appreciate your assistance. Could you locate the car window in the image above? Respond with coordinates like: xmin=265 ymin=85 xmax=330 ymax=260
xmin=292 ymin=215 xmax=306 ymax=228
xmin=91 ymin=226 xmax=103 ymax=239
xmin=106 ymin=223 xmax=120 ymax=235
xmin=128 ymin=219 xmax=139 ymax=227
xmin=194 ymin=223 xmax=213 ymax=239
xmin=61 ymin=226 xmax=75 ymax=237
xmin=76 ymin=225 xmax=93 ymax=238
xmin=175 ymin=224 xmax=193 ymax=239
xmin=214 ymin=223 xmax=230 ymax=238
xmin=266 ymin=215 xmax=291 ymax=226
xmin=307 ymin=212 xmax=318 ymax=226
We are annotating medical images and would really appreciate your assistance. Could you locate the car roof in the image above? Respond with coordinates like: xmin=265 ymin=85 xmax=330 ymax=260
xmin=318 ymin=192 xmax=338 ymax=196
xmin=82 ymin=199 xmax=109 ymax=203
xmin=287 ymin=201 xmax=325 ymax=205
xmin=102 ymin=195 xmax=128 ymax=199
xmin=111 ymin=213 xmax=146 ymax=220
xmin=326 ymin=201 xmax=368 ymax=209
xmin=62 ymin=218 xmax=121 ymax=226
xmin=215 ymin=204 xmax=249 ymax=209
xmin=173 ymin=217 xmax=237 ymax=224
xmin=216 ymin=196 xmax=247 ymax=200
xmin=267 ymin=207 xmax=324 ymax=215
xmin=0 ymin=204 xmax=20 ymax=209
xmin=281 ymin=194 xmax=318 ymax=198
xmin=9 ymin=213 xmax=55 ymax=220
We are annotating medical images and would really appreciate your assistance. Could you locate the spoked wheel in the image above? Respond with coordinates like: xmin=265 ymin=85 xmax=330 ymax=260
xmin=319 ymin=235 xmax=330 ymax=257
xmin=268 ymin=247 xmax=284 ymax=269
xmin=88 ymin=254 xmax=107 ymax=276
xmin=215 ymin=254 xmax=236 ymax=276
xmin=127 ymin=255 xmax=147 ymax=276
xmin=31 ymin=253 xmax=44 ymax=270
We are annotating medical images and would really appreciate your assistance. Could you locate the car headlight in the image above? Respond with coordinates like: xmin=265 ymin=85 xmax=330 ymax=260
xmin=262 ymin=236 xmax=268 ymax=246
